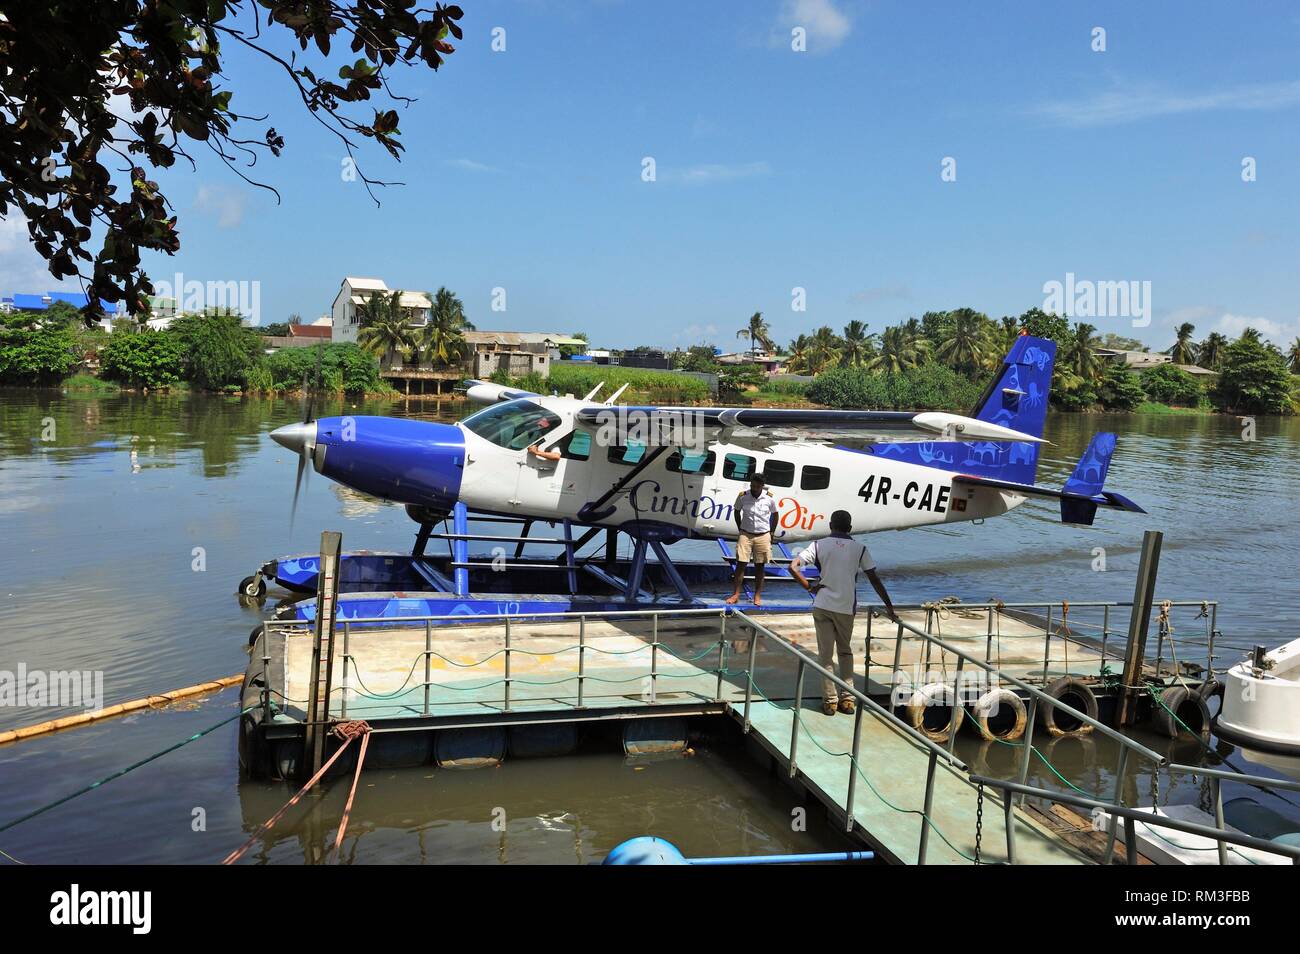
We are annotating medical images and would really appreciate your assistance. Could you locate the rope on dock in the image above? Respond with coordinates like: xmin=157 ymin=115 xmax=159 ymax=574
xmin=329 ymin=722 xmax=372 ymax=864
xmin=223 ymin=719 xmax=371 ymax=866
xmin=0 ymin=675 xmax=243 ymax=745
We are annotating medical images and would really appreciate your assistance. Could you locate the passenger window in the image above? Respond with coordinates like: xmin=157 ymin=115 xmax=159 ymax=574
xmin=763 ymin=460 xmax=795 ymax=488
xmin=607 ymin=441 xmax=647 ymax=466
xmin=801 ymin=465 xmax=831 ymax=490
xmin=562 ymin=431 xmax=591 ymax=461
xmin=723 ymin=453 xmax=757 ymax=481
xmin=667 ymin=449 xmax=716 ymax=475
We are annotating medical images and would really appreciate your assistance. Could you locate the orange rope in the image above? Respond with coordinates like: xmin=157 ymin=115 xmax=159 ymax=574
xmin=330 ymin=731 xmax=371 ymax=863
xmin=222 ymin=720 xmax=371 ymax=865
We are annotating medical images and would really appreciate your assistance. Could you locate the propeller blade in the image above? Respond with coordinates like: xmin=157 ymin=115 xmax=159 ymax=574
xmin=289 ymin=448 xmax=307 ymax=530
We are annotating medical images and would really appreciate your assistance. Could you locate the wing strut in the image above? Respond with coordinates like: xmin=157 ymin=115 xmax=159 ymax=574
xmin=577 ymin=444 xmax=672 ymax=522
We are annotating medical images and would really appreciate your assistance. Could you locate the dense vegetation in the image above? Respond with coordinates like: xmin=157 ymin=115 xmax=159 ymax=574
xmin=496 ymin=363 xmax=712 ymax=404
xmin=660 ymin=307 xmax=1299 ymax=414
xmin=0 ymin=307 xmax=390 ymax=395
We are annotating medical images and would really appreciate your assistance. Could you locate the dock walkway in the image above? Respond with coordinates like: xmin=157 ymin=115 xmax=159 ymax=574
xmin=255 ymin=605 xmax=1122 ymax=864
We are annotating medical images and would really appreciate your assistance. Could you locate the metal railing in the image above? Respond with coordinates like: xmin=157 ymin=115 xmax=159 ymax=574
xmin=260 ymin=599 xmax=1278 ymax=866
xmin=730 ymin=610 xmax=970 ymax=864
xmin=857 ymin=598 xmax=1220 ymax=688
xmin=262 ymin=606 xmax=733 ymax=722
xmin=861 ymin=608 xmax=1173 ymax=862
xmin=970 ymin=773 xmax=1300 ymax=865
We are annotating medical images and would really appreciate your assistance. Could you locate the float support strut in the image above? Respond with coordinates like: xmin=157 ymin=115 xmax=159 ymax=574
xmin=452 ymin=502 xmax=470 ymax=597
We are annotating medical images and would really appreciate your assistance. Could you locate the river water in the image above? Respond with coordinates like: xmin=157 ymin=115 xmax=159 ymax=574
xmin=1 ymin=391 xmax=1297 ymax=863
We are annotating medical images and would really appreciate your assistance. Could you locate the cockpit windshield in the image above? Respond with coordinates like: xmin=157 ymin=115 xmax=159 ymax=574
xmin=461 ymin=399 xmax=564 ymax=450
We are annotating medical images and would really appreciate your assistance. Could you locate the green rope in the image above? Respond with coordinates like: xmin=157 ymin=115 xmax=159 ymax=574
xmin=0 ymin=706 xmax=252 ymax=837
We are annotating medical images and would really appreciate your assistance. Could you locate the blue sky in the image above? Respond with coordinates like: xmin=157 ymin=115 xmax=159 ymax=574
xmin=4 ymin=0 xmax=1300 ymax=350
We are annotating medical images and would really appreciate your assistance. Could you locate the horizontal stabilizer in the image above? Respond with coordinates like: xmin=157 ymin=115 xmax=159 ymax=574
xmin=952 ymin=473 xmax=1146 ymax=525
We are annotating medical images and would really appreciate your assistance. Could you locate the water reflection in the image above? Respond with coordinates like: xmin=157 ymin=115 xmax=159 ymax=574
xmin=1 ymin=388 xmax=1298 ymax=863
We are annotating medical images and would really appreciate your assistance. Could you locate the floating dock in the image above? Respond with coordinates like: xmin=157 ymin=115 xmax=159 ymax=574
xmin=241 ymin=598 xmax=1231 ymax=865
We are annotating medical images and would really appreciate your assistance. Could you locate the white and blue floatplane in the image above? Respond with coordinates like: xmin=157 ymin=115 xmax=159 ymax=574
xmin=240 ymin=334 xmax=1144 ymax=624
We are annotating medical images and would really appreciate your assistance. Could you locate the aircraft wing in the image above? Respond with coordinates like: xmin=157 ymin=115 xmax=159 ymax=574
xmin=572 ymin=405 xmax=1048 ymax=447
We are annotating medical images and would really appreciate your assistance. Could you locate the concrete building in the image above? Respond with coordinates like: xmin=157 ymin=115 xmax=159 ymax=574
xmin=464 ymin=331 xmax=586 ymax=379
xmin=1094 ymin=348 xmax=1216 ymax=380
xmin=330 ymin=277 xmax=432 ymax=344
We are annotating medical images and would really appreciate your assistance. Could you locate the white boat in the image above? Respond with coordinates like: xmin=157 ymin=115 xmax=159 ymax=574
xmin=1215 ymin=636 xmax=1300 ymax=756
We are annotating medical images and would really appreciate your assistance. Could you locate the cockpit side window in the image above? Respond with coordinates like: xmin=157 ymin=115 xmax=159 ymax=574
xmin=461 ymin=400 xmax=563 ymax=451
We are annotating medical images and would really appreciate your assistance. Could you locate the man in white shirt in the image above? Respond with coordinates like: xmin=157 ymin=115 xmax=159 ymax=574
xmin=725 ymin=473 xmax=777 ymax=605
xmin=790 ymin=510 xmax=898 ymax=715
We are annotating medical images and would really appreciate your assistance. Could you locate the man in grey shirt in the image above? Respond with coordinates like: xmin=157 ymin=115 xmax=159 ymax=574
xmin=790 ymin=510 xmax=898 ymax=715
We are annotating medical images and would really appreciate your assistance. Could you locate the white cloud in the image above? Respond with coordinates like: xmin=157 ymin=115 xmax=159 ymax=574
xmin=443 ymin=158 xmax=499 ymax=173
xmin=775 ymin=0 xmax=852 ymax=51
xmin=0 ymin=215 xmax=68 ymax=295
xmin=666 ymin=161 xmax=772 ymax=186
xmin=194 ymin=183 xmax=247 ymax=229
xmin=1027 ymin=79 xmax=1300 ymax=128
xmin=1212 ymin=312 xmax=1300 ymax=345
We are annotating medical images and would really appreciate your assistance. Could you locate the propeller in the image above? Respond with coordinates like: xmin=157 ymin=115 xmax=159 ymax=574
xmin=272 ymin=344 xmax=325 ymax=531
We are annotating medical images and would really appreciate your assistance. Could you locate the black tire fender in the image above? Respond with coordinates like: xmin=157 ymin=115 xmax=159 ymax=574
xmin=906 ymin=682 xmax=964 ymax=743
xmin=1038 ymin=676 xmax=1098 ymax=737
xmin=1153 ymin=685 xmax=1212 ymax=741
xmin=972 ymin=688 xmax=1027 ymax=742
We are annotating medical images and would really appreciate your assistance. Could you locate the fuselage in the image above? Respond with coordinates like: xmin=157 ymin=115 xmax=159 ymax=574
xmin=294 ymin=395 xmax=1029 ymax=543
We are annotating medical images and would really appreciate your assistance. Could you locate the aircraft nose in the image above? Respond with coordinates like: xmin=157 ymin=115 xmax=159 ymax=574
xmin=271 ymin=421 xmax=317 ymax=454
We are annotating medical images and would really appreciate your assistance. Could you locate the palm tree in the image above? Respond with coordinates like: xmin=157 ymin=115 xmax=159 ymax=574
xmin=840 ymin=320 xmax=873 ymax=367
xmin=870 ymin=325 xmax=927 ymax=373
xmin=1063 ymin=322 xmax=1101 ymax=382
xmin=935 ymin=309 xmax=988 ymax=373
xmin=357 ymin=290 xmax=411 ymax=368
xmin=806 ymin=325 xmax=843 ymax=372
xmin=991 ymin=316 xmax=1021 ymax=360
xmin=1170 ymin=322 xmax=1197 ymax=364
xmin=1289 ymin=337 xmax=1300 ymax=374
xmin=736 ymin=311 xmax=773 ymax=357
xmin=417 ymin=287 xmax=471 ymax=367
xmin=784 ymin=334 xmax=812 ymax=374
xmin=1237 ymin=327 xmax=1263 ymax=345
xmin=1197 ymin=332 xmax=1228 ymax=370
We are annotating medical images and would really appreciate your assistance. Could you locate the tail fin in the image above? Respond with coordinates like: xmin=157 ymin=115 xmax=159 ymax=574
xmin=1059 ymin=432 xmax=1121 ymax=525
xmin=1062 ymin=432 xmax=1117 ymax=497
xmin=870 ymin=333 xmax=1055 ymax=484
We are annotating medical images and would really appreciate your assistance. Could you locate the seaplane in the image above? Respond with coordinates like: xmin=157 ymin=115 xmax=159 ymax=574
xmin=244 ymin=334 xmax=1144 ymax=622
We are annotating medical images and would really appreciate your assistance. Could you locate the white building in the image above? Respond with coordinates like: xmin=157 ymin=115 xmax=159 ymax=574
xmin=330 ymin=277 xmax=432 ymax=344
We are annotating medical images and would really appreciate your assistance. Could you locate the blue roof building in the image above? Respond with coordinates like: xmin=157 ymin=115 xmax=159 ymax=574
xmin=6 ymin=291 xmax=124 ymax=314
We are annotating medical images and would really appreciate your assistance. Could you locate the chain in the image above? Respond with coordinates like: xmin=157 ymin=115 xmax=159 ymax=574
xmin=974 ymin=781 xmax=984 ymax=865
